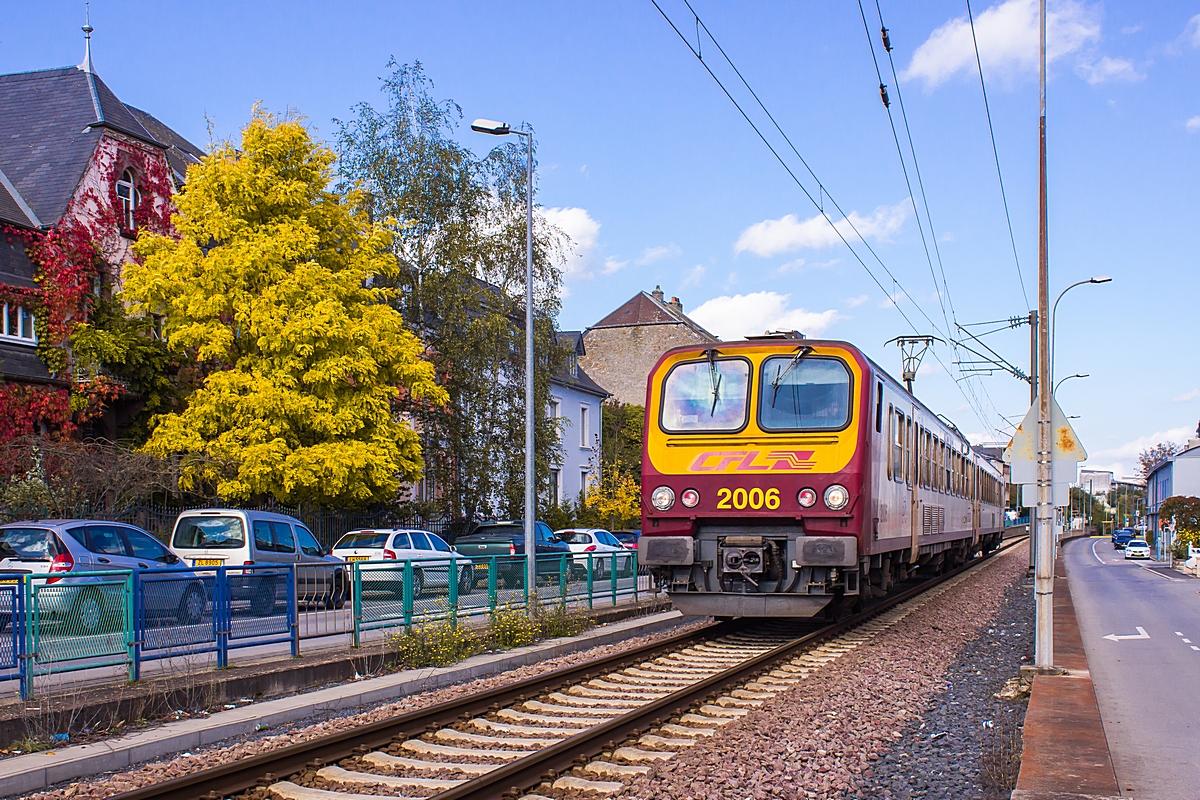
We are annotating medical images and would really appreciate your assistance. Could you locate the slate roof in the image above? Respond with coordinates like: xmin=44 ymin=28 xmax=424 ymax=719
xmin=0 ymin=66 xmax=201 ymax=227
xmin=128 ymin=105 xmax=205 ymax=185
xmin=590 ymin=289 xmax=717 ymax=341
xmin=0 ymin=342 xmax=55 ymax=384
xmin=0 ymin=168 xmax=37 ymax=228
xmin=552 ymin=331 xmax=609 ymax=398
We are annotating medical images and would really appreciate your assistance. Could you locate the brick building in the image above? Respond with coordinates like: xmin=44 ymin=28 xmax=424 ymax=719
xmin=0 ymin=24 xmax=203 ymax=435
xmin=579 ymin=286 xmax=717 ymax=407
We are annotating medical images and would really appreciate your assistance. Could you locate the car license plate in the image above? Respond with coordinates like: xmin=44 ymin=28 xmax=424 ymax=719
xmin=346 ymin=556 xmax=369 ymax=562
xmin=0 ymin=578 xmax=18 ymax=585
xmin=193 ymin=558 xmax=223 ymax=567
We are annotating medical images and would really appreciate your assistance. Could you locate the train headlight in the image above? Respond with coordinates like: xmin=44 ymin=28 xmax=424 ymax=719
xmin=651 ymin=486 xmax=676 ymax=511
xmin=797 ymin=487 xmax=817 ymax=508
xmin=680 ymin=488 xmax=700 ymax=508
xmin=823 ymin=484 xmax=850 ymax=510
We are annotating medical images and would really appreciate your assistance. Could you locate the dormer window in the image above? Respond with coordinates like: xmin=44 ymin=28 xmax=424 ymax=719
xmin=569 ymin=353 xmax=579 ymax=378
xmin=116 ymin=168 xmax=140 ymax=232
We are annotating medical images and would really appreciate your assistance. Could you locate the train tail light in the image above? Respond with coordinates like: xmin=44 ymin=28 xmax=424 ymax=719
xmin=680 ymin=488 xmax=700 ymax=508
xmin=797 ymin=488 xmax=817 ymax=508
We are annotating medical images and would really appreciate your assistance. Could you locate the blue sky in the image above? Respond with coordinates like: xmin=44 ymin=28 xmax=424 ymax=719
xmin=3 ymin=0 xmax=1198 ymax=478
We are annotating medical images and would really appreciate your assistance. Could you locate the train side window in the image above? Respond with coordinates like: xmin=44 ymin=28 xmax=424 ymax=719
xmin=890 ymin=407 xmax=902 ymax=481
xmin=875 ymin=383 xmax=884 ymax=434
xmin=905 ymin=417 xmax=913 ymax=486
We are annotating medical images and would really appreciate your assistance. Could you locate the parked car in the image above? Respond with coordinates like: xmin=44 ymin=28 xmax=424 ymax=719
xmin=1112 ymin=529 xmax=1135 ymax=550
xmin=170 ymin=509 xmax=346 ymax=612
xmin=453 ymin=521 xmax=571 ymax=588
xmin=0 ymin=520 xmax=207 ymax=633
xmin=1123 ymin=539 xmax=1151 ymax=560
xmin=555 ymin=528 xmax=635 ymax=579
xmin=331 ymin=529 xmax=474 ymax=598
xmin=612 ymin=530 xmax=642 ymax=551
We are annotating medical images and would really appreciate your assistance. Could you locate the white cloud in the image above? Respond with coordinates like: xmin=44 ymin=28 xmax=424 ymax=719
xmin=939 ymin=231 xmax=956 ymax=242
xmin=776 ymin=258 xmax=839 ymax=276
xmin=1085 ymin=425 xmax=1194 ymax=477
xmin=1187 ymin=116 xmax=1200 ymax=133
xmin=845 ymin=294 xmax=871 ymax=308
xmin=902 ymin=0 xmax=1101 ymax=89
xmin=601 ymin=256 xmax=627 ymax=275
xmin=1187 ymin=14 xmax=1200 ymax=47
xmin=688 ymin=291 xmax=839 ymax=341
xmin=681 ymin=264 xmax=706 ymax=287
xmin=1121 ymin=23 xmax=1142 ymax=35
xmin=1075 ymin=56 xmax=1143 ymax=84
xmin=735 ymin=203 xmax=907 ymax=257
xmin=1172 ymin=388 xmax=1200 ymax=403
xmin=543 ymin=207 xmax=600 ymax=281
xmin=636 ymin=244 xmax=681 ymax=265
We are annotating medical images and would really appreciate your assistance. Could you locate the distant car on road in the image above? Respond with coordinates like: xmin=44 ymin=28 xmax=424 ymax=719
xmin=1112 ymin=529 xmax=1135 ymax=550
xmin=331 ymin=529 xmax=474 ymax=597
xmin=453 ymin=521 xmax=571 ymax=588
xmin=1123 ymin=539 xmax=1151 ymax=560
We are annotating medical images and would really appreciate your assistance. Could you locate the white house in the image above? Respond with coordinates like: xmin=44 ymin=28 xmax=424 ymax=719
xmin=549 ymin=332 xmax=609 ymax=506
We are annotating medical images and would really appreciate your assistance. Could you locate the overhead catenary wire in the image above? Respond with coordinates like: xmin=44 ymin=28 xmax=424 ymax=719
xmin=650 ymin=0 xmax=1003 ymax=436
xmin=967 ymin=0 xmax=1031 ymax=310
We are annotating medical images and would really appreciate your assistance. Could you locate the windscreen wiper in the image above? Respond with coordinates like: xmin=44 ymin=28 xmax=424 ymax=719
xmin=706 ymin=348 xmax=722 ymax=417
xmin=771 ymin=345 xmax=812 ymax=406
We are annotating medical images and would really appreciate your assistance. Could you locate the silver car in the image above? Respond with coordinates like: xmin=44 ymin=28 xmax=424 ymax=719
xmin=1123 ymin=539 xmax=1151 ymax=560
xmin=0 ymin=521 xmax=206 ymax=634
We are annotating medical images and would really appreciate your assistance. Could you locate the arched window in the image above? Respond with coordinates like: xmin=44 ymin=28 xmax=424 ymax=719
xmin=116 ymin=168 xmax=140 ymax=231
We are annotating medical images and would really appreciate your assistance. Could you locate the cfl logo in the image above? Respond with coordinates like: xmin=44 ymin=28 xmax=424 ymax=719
xmin=689 ymin=450 xmax=816 ymax=472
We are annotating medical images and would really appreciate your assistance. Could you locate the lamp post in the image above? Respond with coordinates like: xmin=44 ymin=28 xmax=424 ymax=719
xmin=472 ymin=118 xmax=537 ymax=597
xmin=1051 ymin=276 xmax=1110 ymax=382
xmin=1054 ymin=373 xmax=1089 ymax=395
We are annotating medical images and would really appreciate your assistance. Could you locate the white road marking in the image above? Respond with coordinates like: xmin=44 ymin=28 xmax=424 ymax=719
xmin=1192 ymin=646 xmax=1200 ymax=651
xmin=1176 ymin=632 xmax=1184 ymax=636
xmin=1092 ymin=540 xmax=1107 ymax=564
xmin=1140 ymin=566 xmax=1181 ymax=581
xmin=1184 ymin=639 xmax=1193 ymax=644
xmin=1103 ymin=627 xmax=1150 ymax=642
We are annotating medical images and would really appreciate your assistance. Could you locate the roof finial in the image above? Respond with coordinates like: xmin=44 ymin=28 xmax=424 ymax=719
xmin=79 ymin=3 xmax=94 ymax=74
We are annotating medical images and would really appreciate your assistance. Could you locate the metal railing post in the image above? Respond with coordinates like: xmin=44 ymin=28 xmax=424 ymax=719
xmin=17 ymin=575 xmax=29 ymax=701
xmin=288 ymin=565 xmax=299 ymax=657
xmin=522 ymin=554 xmax=530 ymax=608
xmin=448 ymin=556 xmax=459 ymax=628
xmin=633 ymin=551 xmax=639 ymax=604
xmin=352 ymin=563 xmax=362 ymax=648
xmin=611 ymin=553 xmax=618 ymax=606
xmin=488 ymin=557 xmax=497 ymax=613
xmin=216 ymin=567 xmax=229 ymax=669
xmin=558 ymin=553 xmax=567 ymax=604
xmin=586 ymin=554 xmax=594 ymax=610
xmin=403 ymin=560 xmax=414 ymax=633
xmin=129 ymin=570 xmax=141 ymax=683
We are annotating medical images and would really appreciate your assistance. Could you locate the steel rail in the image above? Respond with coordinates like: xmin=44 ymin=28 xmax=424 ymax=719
xmin=113 ymin=535 xmax=1025 ymax=800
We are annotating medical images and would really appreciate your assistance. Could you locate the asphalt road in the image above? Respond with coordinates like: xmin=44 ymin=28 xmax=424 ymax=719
xmin=1063 ymin=536 xmax=1200 ymax=800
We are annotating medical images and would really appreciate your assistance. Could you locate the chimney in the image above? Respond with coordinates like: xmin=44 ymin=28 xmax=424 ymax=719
xmin=668 ymin=296 xmax=683 ymax=314
xmin=651 ymin=285 xmax=664 ymax=302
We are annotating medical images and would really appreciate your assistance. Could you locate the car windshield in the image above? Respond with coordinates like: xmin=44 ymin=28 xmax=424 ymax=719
xmin=0 ymin=527 xmax=57 ymax=561
xmin=759 ymin=356 xmax=851 ymax=430
xmin=1129 ymin=541 xmax=1147 ymax=547
xmin=335 ymin=531 xmax=390 ymax=549
xmin=462 ymin=525 xmax=521 ymax=540
xmin=173 ymin=516 xmax=246 ymax=549
xmin=613 ymin=532 xmax=638 ymax=543
xmin=560 ymin=532 xmax=592 ymax=545
xmin=660 ymin=358 xmax=750 ymax=433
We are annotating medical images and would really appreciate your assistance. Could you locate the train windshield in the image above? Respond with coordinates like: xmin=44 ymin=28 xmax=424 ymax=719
xmin=660 ymin=358 xmax=750 ymax=432
xmin=759 ymin=356 xmax=851 ymax=430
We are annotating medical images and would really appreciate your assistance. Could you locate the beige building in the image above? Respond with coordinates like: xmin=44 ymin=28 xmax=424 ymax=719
xmin=580 ymin=287 xmax=718 ymax=407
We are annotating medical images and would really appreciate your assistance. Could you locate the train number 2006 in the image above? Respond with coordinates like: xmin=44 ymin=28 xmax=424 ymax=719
xmin=715 ymin=487 xmax=780 ymax=510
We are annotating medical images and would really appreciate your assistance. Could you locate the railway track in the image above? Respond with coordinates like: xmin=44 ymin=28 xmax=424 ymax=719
xmin=112 ymin=536 xmax=1025 ymax=800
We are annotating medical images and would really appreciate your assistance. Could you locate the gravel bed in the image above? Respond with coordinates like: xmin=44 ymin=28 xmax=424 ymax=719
xmin=16 ymin=617 xmax=711 ymax=800
xmin=613 ymin=545 xmax=1031 ymax=800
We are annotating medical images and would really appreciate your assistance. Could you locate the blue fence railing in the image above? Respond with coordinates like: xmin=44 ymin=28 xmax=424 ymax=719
xmin=1 ymin=551 xmax=641 ymax=699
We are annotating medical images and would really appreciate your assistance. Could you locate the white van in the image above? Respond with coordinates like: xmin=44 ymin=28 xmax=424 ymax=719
xmin=170 ymin=509 xmax=346 ymax=610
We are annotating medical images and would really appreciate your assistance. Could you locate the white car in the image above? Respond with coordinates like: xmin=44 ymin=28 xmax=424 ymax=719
xmin=1123 ymin=539 xmax=1151 ymax=560
xmin=555 ymin=528 xmax=635 ymax=579
xmin=331 ymin=529 xmax=475 ymax=597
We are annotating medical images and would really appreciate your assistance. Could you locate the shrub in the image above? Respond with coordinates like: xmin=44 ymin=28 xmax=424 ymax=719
xmin=386 ymin=621 xmax=482 ymax=668
xmin=487 ymin=603 xmax=540 ymax=650
xmin=534 ymin=601 xmax=592 ymax=640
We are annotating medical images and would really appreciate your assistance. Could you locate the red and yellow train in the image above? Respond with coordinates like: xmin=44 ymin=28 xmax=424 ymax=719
xmin=639 ymin=332 xmax=1005 ymax=618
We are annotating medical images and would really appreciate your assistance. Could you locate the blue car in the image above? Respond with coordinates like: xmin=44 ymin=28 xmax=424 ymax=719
xmin=1112 ymin=528 xmax=1135 ymax=550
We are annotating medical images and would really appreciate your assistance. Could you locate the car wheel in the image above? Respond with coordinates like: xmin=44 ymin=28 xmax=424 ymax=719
xmin=327 ymin=572 xmax=346 ymax=610
xmin=175 ymin=583 xmax=207 ymax=625
xmin=71 ymin=589 xmax=107 ymax=635
xmin=410 ymin=569 xmax=425 ymax=600
xmin=457 ymin=566 xmax=474 ymax=596
xmin=594 ymin=560 xmax=607 ymax=581
xmin=250 ymin=579 xmax=278 ymax=616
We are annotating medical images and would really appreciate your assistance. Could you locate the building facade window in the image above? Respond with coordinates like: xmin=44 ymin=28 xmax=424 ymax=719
xmin=549 ymin=468 xmax=561 ymax=505
xmin=1 ymin=304 xmax=37 ymax=345
xmin=581 ymin=467 xmax=591 ymax=497
xmin=116 ymin=168 xmax=141 ymax=232
xmin=579 ymin=404 xmax=589 ymax=448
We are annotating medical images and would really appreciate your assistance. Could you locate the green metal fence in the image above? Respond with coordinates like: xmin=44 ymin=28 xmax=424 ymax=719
xmin=26 ymin=570 xmax=135 ymax=686
xmin=351 ymin=551 xmax=638 ymax=645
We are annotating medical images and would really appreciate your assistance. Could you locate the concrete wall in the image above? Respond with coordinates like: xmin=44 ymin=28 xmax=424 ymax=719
xmin=580 ymin=323 xmax=714 ymax=407
xmin=549 ymin=382 xmax=603 ymax=505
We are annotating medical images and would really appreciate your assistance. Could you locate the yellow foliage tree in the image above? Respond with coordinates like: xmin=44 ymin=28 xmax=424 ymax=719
xmin=583 ymin=469 xmax=642 ymax=530
xmin=124 ymin=109 xmax=447 ymax=505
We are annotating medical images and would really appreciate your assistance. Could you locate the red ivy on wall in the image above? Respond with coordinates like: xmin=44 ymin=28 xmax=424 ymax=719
xmin=0 ymin=136 xmax=178 ymax=442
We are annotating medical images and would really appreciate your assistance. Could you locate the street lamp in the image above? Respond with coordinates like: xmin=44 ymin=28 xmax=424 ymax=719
xmin=1051 ymin=276 xmax=1110 ymax=382
xmin=473 ymin=118 xmax=537 ymax=597
xmin=1053 ymin=372 xmax=1088 ymax=394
